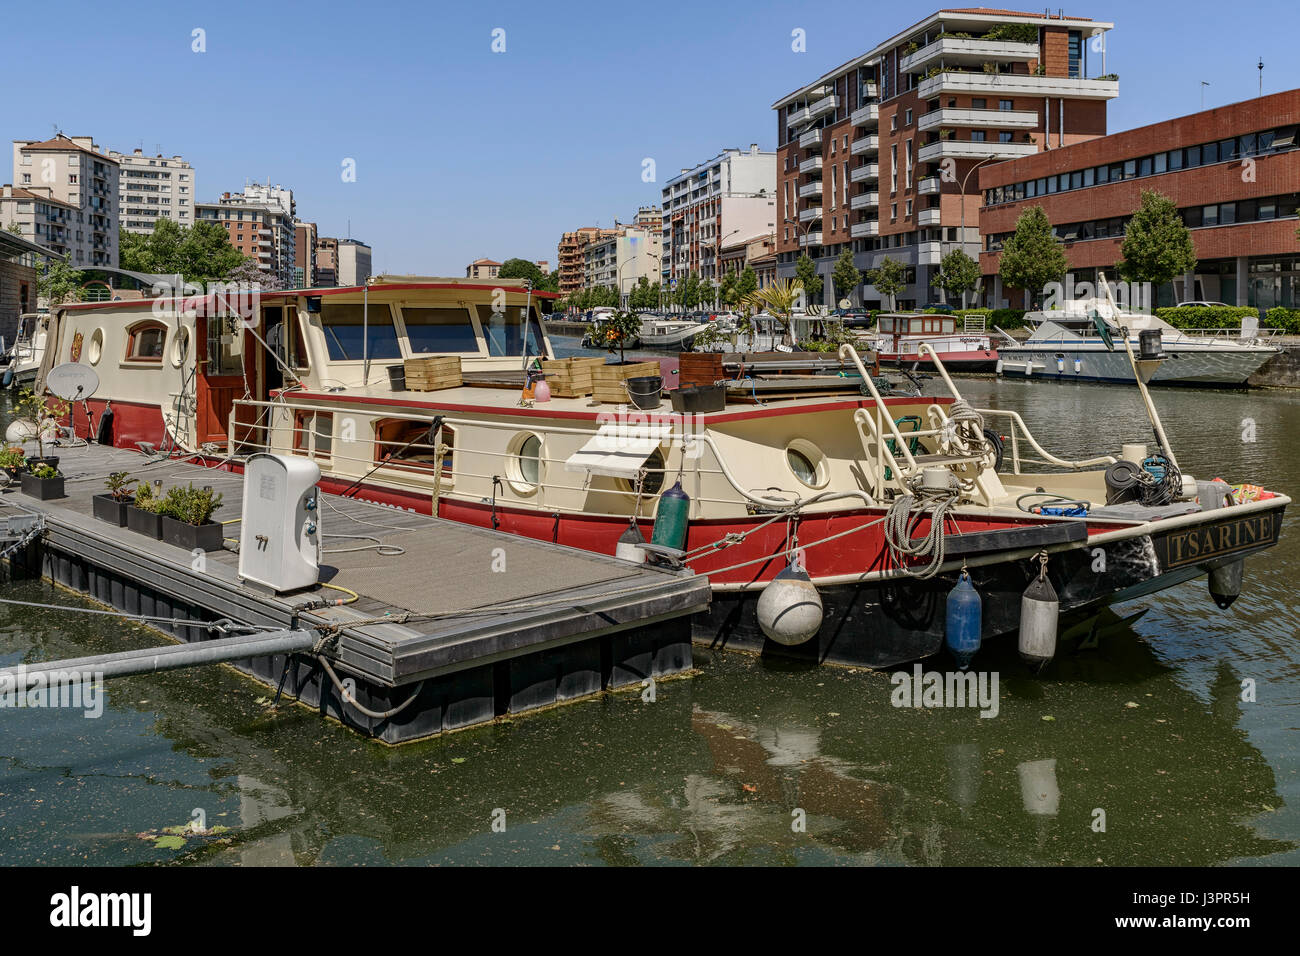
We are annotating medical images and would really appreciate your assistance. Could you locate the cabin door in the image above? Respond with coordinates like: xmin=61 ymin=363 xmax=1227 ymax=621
xmin=195 ymin=312 xmax=257 ymax=448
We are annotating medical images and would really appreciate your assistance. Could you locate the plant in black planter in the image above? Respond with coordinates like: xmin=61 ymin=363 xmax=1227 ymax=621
xmin=0 ymin=445 xmax=26 ymax=482
xmin=160 ymin=483 xmax=225 ymax=552
xmin=93 ymin=471 xmax=137 ymax=526
xmin=20 ymin=461 xmax=65 ymax=501
xmin=15 ymin=386 xmax=70 ymax=472
xmin=126 ymin=481 xmax=166 ymax=539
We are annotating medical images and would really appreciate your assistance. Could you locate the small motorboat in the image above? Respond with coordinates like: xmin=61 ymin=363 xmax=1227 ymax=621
xmin=639 ymin=315 xmax=707 ymax=349
xmin=870 ymin=311 xmax=997 ymax=372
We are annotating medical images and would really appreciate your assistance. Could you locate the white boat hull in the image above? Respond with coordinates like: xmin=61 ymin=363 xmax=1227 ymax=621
xmin=997 ymin=343 xmax=1274 ymax=387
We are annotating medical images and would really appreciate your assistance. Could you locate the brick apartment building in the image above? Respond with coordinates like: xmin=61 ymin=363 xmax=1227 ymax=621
xmin=558 ymin=226 xmax=619 ymax=295
xmin=295 ymin=221 xmax=318 ymax=288
xmin=979 ymin=88 xmax=1300 ymax=309
xmin=773 ymin=8 xmax=1117 ymax=309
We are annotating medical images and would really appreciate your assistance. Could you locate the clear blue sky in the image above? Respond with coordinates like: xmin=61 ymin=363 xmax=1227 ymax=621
xmin=8 ymin=0 xmax=1296 ymax=274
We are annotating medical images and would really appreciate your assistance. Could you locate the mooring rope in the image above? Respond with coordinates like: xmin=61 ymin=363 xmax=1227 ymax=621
xmin=883 ymin=484 xmax=961 ymax=580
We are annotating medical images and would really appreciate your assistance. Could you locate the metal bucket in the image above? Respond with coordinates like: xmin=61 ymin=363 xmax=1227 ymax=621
xmin=387 ymin=365 xmax=406 ymax=391
xmin=626 ymin=376 xmax=662 ymax=410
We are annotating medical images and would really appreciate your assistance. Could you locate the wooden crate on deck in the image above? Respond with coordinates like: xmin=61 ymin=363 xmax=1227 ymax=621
xmin=403 ymin=356 xmax=462 ymax=391
xmin=540 ymin=356 xmax=605 ymax=397
xmin=678 ymin=351 xmax=725 ymax=388
xmin=591 ymin=360 xmax=661 ymax=404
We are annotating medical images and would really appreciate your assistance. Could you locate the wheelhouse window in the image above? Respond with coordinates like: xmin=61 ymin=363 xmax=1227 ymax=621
xmin=206 ymin=314 xmax=243 ymax=376
xmin=320 ymin=302 xmax=400 ymax=361
xmin=401 ymin=306 xmax=480 ymax=354
xmin=474 ymin=304 xmax=546 ymax=357
xmin=125 ymin=321 xmax=167 ymax=362
xmin=374 ymin=419 xmax=454 ymax=477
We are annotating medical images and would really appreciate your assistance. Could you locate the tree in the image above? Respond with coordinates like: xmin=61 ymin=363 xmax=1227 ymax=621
xmin=1116 ymin=189 xmax=1197 ymax=289
xmin=226 ymin=257 xmax=288 ymax=290
xmin=998 ymin=205 xmax=1068 ymax=307
xmin=718 ymin=272 xmax=738 ymax=307
xmin=498 ymin=257 xmax=557 ymax=292
xmin=5 ymin=222 xmax=22 ymax=235
xmin=36 ymin=257 xmax=85 ymax=305
xmin=866 ymin=256 xmax=907 ymax=310
xmin=741 ymin=278 xmax=806 ymax=345
xmin=794 ymin=254 xmax=823 ymax=310
xmin=931 ymin=249 xmax=981 ymax=307
xmin=735 ymin=267 xmax=758 ymax=300
xmin=831 ymin=249 xmax=862 ymax=307
xmin=118 ymin=219 xmax=245 ymax=288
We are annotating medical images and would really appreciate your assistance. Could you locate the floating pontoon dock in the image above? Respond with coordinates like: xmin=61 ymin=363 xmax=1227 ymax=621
xmin=0 ymin=443 xmax=708 ymax=744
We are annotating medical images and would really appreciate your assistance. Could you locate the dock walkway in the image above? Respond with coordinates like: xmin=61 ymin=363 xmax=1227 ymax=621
xmin=0 ymin=442 xmax=708 ymax=743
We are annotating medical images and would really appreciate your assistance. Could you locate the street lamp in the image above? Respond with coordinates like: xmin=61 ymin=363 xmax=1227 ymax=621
xmin=954 ymin=154 xmax=999 ymax=309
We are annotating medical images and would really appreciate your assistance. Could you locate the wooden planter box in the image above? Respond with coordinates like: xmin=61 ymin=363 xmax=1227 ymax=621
xmin=20 ymin=473 xmax=65 ymax=500
xmin=161 ymin=515 xmax=224 ymax=552
xmin=403 ymin=356 xmax=463 ymax=391
xmin=677 ymin=351 xmax=725 ymax=389
xmin=92 ymin=493 xmax=130 ymax=526
xmin=592 ymin=360 xmax=661 ymax=405
xmin=126 ymin=505 xmax=164 ymax=539
xmin=540 ymin=356 xmax=606 ymax=397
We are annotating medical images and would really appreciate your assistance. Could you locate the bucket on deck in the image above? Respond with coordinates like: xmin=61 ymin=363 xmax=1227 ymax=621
xmin=387 ymin=365 xmax=406 ymax=391
xmin=626 ymin=376 xmax=663 ymax=410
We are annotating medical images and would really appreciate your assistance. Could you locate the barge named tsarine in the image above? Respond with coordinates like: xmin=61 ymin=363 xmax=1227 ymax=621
xmin=37 ymin=276 xmax=1289 ymax=668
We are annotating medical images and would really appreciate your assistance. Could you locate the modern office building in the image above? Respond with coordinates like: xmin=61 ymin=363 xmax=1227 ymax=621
xmin=108 ymin=149 xmax=196 ymax=233
xmin=337 ymin=238 xmax=372 ymax=286
xmin=660 ymin=146 xmax=776 ymax=290
xmin=294 ymin=221 xmax=318 ymax=288
xmin=11 ymin=133 xmax=120 ymax=268
xmin=979 ymin=89 xmax=1300 ymax=309
xmin=773 ymin=8 xmax=1117 ymax=308
xmin=196 ymin=191 xmax=297 ymax=287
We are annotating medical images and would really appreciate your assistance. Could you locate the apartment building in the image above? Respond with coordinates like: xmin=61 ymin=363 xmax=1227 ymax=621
xmin=660 ymin=147 xmax=776 ymax=289
xmin=773 ymin=8 xmax=1116 ymax=308
xmin=466 ymin=258 xmax=501 ymax=279
xmin=718 ymin=232 xmax=778 ymax=278
xmin=295 ymin=221 xmax=318 ymax=288
xmin=337 ymin=238 xmax=372 ymax=286
xmin=0 ymin=185 xmax=77 ymax=259
xmin=108 ymin=149 xmax=195 ymax=234
xmin=316 ymin=236 xmax=339 ymax=286
xmin=980 ymin=89 xmax=1300 ymax=309
xmin=196 ymin=192 xmax=297 ymax=287
xmin=11 ymin=134 xmax=120 ymax=268
xmin=582 ymin=225 xmax=662 ymax=305
xmin=558 ymin=226 xmax=619 ymax=295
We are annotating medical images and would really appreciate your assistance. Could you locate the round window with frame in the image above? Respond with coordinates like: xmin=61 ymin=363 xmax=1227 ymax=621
xmin=506 ymin=432 xmax=544 ymax=495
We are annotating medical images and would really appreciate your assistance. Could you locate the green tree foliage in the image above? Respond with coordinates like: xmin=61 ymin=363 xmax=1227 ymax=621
xmin=735 ymin=266 xmax=758 ymax=300
xmin=997 ymin=205 xmax=1068 ymax=306
xmin=831 ymin=249 xmax=862 ymax=306
xmin=931 ymin=248 xmax=982 ymax=305
xmin=794 ymin=254 xmax=823 ymax=308
xmin=718 ymin=272 xmax=738 ymax=307
xmin=5 ymin=221 xmax=22 ymax=235
xmin=36 ymin=257 xmax=85 ymax=304
xmin=498 ymin=258 xmax=558 ymax=292
xmin=1116 ymin=189 xmax=1197 ymax=287
xmin=118 ymin=219 xmax=246 ymax=287
xmin=865 ymin=256 xmax=907 ymax=309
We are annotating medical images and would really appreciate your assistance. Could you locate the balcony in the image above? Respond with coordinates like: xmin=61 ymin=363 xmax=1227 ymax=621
xmin=799 ymin=155 xmax=823 ymax=174
xmin=900 ymin=36 xmax=1039 ymax=73
xmin=917 ymin=208 xmax=942 ymax=227
xmin=849 ymin=163 xmax=879 ymax=183
xmin=850 ymin=133 xmax=880 ymax=156
xmin=850 ymin=220 xmax=879 ymax=239
xmin=918 ymin=241 xmax=944 ymax=265
xmin=918 ymin=138 xmax=1037 ymax=163
xmin=798 ymin=206 xmax=822 ymax=223
xmin=799 ymin=127 xmax=822 ymax=149
xmin=918 ymin=71 xmax=1120 ymax=101
xmin=800 ymin=231 xmax=823 ymax=246
xmin=849 ymin=190 xmax=879 ymax=210
xmin=798 ymin=180 xmax=823 ymax=199
xmin=851 ymin=103 xmax=879 ymax=127
xmin=918 ymin=107 xmax=1039 ymax=131
xmin=807 ymin=93 xmax=838 ymax=120
xmin=918 ymin=176 xmax=941 ymax=195
xmin=859 ymin=81 xmax=879 ymax=99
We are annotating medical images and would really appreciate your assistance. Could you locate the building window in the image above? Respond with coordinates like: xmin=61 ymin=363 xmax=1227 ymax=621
xmin=905 ymin=109 xmax=913 ymax=125
xmin=972 ymin=98 xmax=986 ymax=109
xmin=999 ymin=99 xmax=1013 ymax=111
xmin=972 ymin=130 xmax=987 ymax=142
xmin=999 ymin=131 xmax=1013 ymax=143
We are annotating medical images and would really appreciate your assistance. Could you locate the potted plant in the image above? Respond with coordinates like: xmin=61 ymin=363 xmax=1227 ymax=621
xmin=20 ymin=461 xmax=65 ymax=500
xmin=93 ymin=471 xmax=136 ymax=526
xmin=127 ymin=481 xmax=167 ymax=539
xmin=0 ymin=446 xmax=26 ymax=482
xmin=159 ymin=483 xmax=225 ymax=552
xmin=15 ymin=386 xmax=70 ymax=472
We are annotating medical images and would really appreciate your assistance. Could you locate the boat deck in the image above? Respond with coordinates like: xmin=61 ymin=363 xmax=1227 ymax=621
xmin=0 ymin=441 xmax=710 ymax=742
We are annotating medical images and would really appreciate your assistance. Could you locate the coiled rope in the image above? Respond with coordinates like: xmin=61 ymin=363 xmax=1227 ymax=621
xmin=883 ymin=482 xmax=961 ymax=579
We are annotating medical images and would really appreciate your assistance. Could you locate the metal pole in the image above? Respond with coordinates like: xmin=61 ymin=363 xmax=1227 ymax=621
xmin=362 ymin=282 xmax=369 ymax=386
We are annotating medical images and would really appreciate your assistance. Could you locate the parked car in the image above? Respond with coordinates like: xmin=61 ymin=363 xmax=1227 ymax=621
xmin=921 ymin=302 xmax=955 ymax=313
xmin=1176 ymin=300 xmax=1231 ymax=308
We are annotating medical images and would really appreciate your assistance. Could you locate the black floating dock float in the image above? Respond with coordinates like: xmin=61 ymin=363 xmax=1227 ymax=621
xmin=0 ymin=443 xmax=709 ymax=744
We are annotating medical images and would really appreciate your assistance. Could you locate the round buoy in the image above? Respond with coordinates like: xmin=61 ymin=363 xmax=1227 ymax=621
xmin=757 ymin=564 xmax=823 ymax=646
xmin=1019 ymin=572 xmax=1059 ymax=667
xmin=4 ymin=419 xmax=37 ymax=444
xmin=1208 ymin=560 xmax=1243 ymax=609
xmin=615 ymin=521 xmax=647 ymax=564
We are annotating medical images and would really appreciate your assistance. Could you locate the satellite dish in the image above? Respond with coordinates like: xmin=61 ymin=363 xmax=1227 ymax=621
xmin=46 ymin=363 xmax=100 ymax=401
xmin=839 ymin=298 xmax=852 ymax=310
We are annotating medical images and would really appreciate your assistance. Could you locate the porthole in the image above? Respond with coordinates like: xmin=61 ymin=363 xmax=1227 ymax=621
xmin=171 ymin=325 xmax=191 ymax=367
xmin=506 ymin=432 xmax=543 ymax=494
xmin=786 ymin=439 xmax=828 ymax=489
xmin=87 ymin=328 xmax=104 ymax=366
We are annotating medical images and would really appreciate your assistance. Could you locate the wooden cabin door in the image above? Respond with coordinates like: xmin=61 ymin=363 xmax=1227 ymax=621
xmin=195 ymin=313 xmax=257 ymax=448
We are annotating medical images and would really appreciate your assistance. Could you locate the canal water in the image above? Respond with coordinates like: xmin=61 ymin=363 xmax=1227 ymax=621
xmin=1 ymin=359 xmax=1296 ymax=866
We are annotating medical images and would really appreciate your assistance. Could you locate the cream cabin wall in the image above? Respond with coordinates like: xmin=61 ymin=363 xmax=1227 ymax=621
xmin=57 ymin=304 xmax=198 ymax=409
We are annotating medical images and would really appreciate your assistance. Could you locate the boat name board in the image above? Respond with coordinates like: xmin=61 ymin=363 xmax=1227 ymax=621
xmin=1154 ymin=510 xmax=1283 ymax=569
